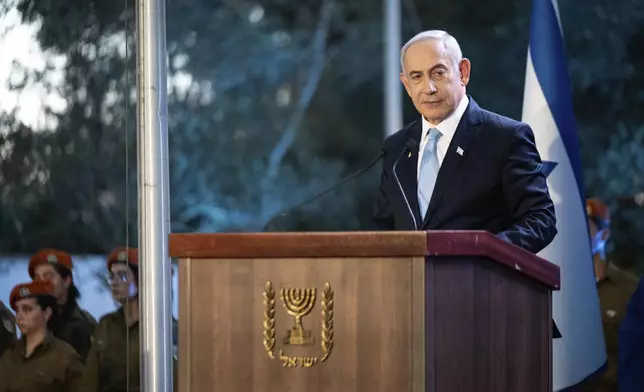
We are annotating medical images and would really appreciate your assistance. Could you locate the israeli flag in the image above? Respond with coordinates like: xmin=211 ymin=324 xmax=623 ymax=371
xmin=521 ymin=0 xmax=606 ymax=390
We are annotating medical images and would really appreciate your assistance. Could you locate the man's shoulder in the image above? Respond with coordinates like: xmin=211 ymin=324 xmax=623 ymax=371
xmin=70 ymin=305 xmax=98 ymax=326
xmin=477 ymin=106 xmax=527 ymax=134
xmin=79 ymin=309 xmax=98 ymax=326
xmin=473 ymin=105 xmax=540 ymax=152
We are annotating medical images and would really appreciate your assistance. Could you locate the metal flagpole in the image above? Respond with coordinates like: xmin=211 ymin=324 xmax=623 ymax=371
xmin=136 ymin=0 xmax=173 ymax=390
xmin=384 ymin=0 xmax=403 ymax=136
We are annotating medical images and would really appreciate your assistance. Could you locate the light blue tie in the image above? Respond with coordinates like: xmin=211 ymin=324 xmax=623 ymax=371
xmin=418 ymin=128 xmax=442 ymax=219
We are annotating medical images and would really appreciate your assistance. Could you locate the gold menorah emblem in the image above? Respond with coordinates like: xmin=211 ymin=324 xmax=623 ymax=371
xmin=263 ymin=281 xmax=334 ymax=368
xmin=281 ymin=287 xmax=316 ymax=345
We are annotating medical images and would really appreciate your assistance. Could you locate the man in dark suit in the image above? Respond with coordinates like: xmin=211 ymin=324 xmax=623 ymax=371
xmin=373 ymin=30 xmax=557 ymax=254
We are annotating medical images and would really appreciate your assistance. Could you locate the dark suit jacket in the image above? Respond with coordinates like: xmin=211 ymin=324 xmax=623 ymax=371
xmin=618 ymin=277 xmax=644 ymax=392
xmin=373 ymin=97 xmax=557 ymax=255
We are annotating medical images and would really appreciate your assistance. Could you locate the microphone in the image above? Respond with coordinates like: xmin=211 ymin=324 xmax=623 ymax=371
xmin=392 ymin=139 xmax=419 ymax=230
xmin=262 ymin=151 xmax=386 ymax=232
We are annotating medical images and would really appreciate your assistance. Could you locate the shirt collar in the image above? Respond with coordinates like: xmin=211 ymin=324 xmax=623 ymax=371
xmin=16 ymin=331 xmax=54 ymax=358
xmin=421 ymin=95 xmax=469 ymax=140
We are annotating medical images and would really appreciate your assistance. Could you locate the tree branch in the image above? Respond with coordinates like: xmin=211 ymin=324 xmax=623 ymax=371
xmin=265 ymin=0 xmax=335 ymax=180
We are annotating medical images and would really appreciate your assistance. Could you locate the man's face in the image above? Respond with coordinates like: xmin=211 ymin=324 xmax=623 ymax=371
xmin=33 ymin=264 xmax=69 ymax=303
xmin=400 ymin=39 xmax=470 ymax=124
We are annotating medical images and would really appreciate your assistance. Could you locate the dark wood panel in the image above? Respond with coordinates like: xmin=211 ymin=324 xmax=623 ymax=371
xmin=170 ymin=231 xmax=426 ymax=258
xmin=427 ymin=230 xmax=560 ymax=289
xmin=179 ymin=256 xmax=425 ymax=392
xmin=426 ymin=256 xmax=552 ymax=392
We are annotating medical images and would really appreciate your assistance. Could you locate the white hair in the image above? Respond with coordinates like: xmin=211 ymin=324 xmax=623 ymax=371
xmin=400 ymin=30 xmax=463 ymax=74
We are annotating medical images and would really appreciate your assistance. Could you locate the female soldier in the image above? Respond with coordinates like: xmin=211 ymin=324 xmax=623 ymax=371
xmin=81 ymin=247 xmax=177 ymax=392
xmin=0 ymin=281 xmax=84 ymax=392
xmin=28 ymin=249 xmax=96 ymax=360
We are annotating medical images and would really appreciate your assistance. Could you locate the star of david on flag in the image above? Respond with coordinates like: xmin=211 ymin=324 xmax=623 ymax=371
xmin=541 ymin=161 xmax=558 ymax=177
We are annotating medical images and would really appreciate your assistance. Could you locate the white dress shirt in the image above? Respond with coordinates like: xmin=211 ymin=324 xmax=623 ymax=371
xmin=417 ymin=95 xmax=469 ymax=181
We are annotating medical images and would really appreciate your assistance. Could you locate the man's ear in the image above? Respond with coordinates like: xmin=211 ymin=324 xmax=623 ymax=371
xmin=400 ymin=72 xmax=412 ymax=97
xmin=459 ymin=58 xmax=471 ymax=86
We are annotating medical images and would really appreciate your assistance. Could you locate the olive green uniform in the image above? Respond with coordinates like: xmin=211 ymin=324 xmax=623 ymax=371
xmin=52 ymin=304 xmax=97 ymax=361
xmin=80 ymin=309 xmax=176 ymax=392
xmin=590 ymin=264 xmax=640 ymax=391
xmin=0 ymin=303 xmax=17 ymax=358
xmin=0 ymin=333 xmax=84 ymax=392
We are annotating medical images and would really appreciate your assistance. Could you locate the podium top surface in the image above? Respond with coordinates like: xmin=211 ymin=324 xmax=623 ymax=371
xmin=169 ymin=230 xmax=560 ymax=289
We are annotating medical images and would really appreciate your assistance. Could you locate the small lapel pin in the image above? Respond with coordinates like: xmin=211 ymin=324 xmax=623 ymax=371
xmin=407 ymin=151 xmax=412 ymax=158
xmin=456 ymin=147 xmax=464 ymax=156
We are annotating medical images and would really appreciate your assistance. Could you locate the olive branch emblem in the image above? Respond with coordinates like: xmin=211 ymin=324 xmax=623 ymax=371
xmin=320 ymin=282 xmax=334 ymax=361
xmin=262 ymin=281 xmax=276 ymax=359
xmin=262 ymin=281 xmax=335 ymax=367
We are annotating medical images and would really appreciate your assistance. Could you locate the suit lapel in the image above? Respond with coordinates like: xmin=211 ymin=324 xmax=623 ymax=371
xmin=395 ymin=122 xmax=422 ymax=228
xmin=422 ymin=98 xmax=483 ymax=229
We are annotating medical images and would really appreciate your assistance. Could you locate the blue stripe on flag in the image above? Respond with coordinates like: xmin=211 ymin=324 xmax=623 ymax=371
xmin=529 ymin=0 xmax=585 ymax=199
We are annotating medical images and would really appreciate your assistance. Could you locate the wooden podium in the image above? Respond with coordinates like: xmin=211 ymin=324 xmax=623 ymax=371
xmin=169 ymin=230 xmax=560 ymax=392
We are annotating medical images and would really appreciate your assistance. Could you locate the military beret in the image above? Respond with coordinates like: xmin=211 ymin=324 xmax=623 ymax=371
xmin=28 ymin=249 xmax=73 ymax=278
xmin=9 ymin=281 xmax=56 ymax=311
xmin=107 ymin=247 xmax=139 ymax=271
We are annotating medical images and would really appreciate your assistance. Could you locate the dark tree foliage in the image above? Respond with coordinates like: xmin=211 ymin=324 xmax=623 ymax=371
xmin=1 ymin=0 xmax=642 ymax=268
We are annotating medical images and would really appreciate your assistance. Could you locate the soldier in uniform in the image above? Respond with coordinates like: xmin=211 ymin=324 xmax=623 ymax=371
xmin=0 ymin=301 xmax=17 ymax=358
xmin=28 ymin=249 xmax=97 ymax=361
xmin=0 ymin=280 xmax=84 ymax=392
xmin=586 ymin=198 xmax=640 ymax=391
xmin=80 ymin=247 xmax=177 ymax=392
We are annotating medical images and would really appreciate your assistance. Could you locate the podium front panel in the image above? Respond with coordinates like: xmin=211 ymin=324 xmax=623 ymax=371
xmin=178 ymin=256 xmax=426 ymax=392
